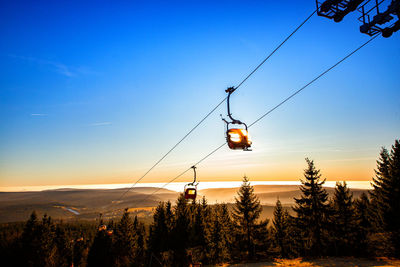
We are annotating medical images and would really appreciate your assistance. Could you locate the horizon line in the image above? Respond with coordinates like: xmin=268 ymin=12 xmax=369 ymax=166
xmin=0 ymin=180 xmax=372 ymax=193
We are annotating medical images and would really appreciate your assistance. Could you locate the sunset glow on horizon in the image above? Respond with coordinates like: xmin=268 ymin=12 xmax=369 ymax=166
xmin=0 ymin=180 xmax=373 ymax=193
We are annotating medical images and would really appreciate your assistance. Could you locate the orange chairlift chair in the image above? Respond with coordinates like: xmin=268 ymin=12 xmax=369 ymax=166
xmin=222 ymin=87 xmax=252 ymax=151
xmin=184 ymin=166 xmax=198 ymax=200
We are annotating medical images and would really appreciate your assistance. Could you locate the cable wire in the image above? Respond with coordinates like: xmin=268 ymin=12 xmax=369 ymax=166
xmin=234 ymin=9 xmax=316 ymax=91
xmin=114 ymin=97 xmax=227 ymax=203
xmin=110 ymin=9 xmax=316 ymax=205
xmin=135 ymin=142 xmax=226 ymax=206
xmin=249 ymin=34 xmax=379 ymax=127
xmin=132 ymin=35 xmax=378 ymax=208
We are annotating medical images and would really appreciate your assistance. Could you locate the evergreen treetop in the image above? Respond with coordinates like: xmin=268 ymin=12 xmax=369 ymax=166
xmin=370 ymin=139 xmax=400 ymax=255
xmin=232 ymin=175 xmax=262 ymax=259
xmin=233 ymin=176 xmax=262 ymax=226
xmin=273 ymin=199 xmax=289 ymax=257
xmin=293 ymin=158 xmax=329 ymax=256
xmin=330 ymin=181 xmax=357 ymax=256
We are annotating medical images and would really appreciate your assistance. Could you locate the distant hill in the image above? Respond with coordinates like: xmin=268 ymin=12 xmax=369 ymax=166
xmin=0 ymin=185 xmax=368 ymax=223
xmin=198 ymin=185 xmax=301 ymax=203
xmin=0 ymin=187 xmax=179 ymax=223
xmin=199 ymin=185 xmax=368 ymax=205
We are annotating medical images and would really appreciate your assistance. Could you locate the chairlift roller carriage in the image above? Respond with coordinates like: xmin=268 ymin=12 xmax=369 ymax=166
xmin=184 ymin=166 xmax=198 ymax=200
xmin=358 ymin=0 xmax=400 ymax=38
xmin=317 ymin=0 xmax=400 ymax=37
xmin=317 ymin=0 xmax=365 ymax=22
xmin=222 ymin=87 xmax=252 ymax=151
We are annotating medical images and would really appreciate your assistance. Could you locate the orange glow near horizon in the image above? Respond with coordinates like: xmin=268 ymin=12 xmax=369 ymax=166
xmin=0 ymin=159 xmax=376 ymax=188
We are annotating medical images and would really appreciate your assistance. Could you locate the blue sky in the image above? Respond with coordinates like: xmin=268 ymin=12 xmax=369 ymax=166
xmin=1 ymin=1 xmax=399 ymax=188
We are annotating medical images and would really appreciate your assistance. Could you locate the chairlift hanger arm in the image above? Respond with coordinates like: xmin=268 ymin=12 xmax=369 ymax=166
xmin=191 ymin=166 xmax=197 ymax=184
xmin=225 ymin=87 xmax=248 ymax=129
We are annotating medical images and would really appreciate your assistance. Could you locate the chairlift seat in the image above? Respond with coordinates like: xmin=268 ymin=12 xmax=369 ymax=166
xmin=227 ymin=128 xmax=252 ymax=150
xmin=184 ymin=185 xmax=197 ymax=200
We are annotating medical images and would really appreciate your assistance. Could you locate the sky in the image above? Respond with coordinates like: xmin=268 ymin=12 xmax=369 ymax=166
xmin=0 ymin=1 xmax=399 ymax=189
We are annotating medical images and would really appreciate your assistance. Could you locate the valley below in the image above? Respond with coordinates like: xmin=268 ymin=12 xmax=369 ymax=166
xmin=0 ymin=185 xmax=368 ymax=223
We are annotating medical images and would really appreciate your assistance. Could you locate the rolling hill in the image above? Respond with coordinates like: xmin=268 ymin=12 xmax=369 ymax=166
xmin=199 ymin=185 xmax=368 ymax=204
xmin=0 ymin=185 xmax=368 ymax=223
xmin=0 ymin=187 xmax=179 ymax=223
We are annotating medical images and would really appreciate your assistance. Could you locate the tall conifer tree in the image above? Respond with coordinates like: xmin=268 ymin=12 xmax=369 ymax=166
xmin=208 ymin=204 xmax=231 ymax=264
xmin=330 ymin=182 xmax=356 ymax=256
xmin=370 ymin=147 xmax=391 ymax=229
xmin=171 ymin=194 xmax=190 ymax=266
xmin=134 ymin=217 xmax=146 ymax=267
xmin=87 ymin=222 xmax=113 ymax=267
xmin=371 ymin=139 xmax=400 ymax=255
xmin=187 ymin=200 xmax=208 ymax=263
xmin=354 ymin=192 xmax=372 ymax=256
xmin=273 ymin=199 xmax=289 ymax=257
xmin=293 ymin=158 xmax=329 ymax=256
xmin=148 ymin=202 xmax=168 ymax=256
xmin=114 ymin=208 xmax=135 ymax=266
xmin=20 ymin=213 xmax=58 ymax=266
xmin=219 ymin=203 xmax=234 ymax=254
xmin=20 ymin=211 xmax=39 ymax=266
xmin=232 ymin=176 xmax=262 ymax=259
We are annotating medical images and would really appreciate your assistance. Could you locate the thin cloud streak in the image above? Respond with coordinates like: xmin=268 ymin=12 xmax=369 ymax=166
xmin=8 ymin=54 xmax=97 ymax=77
xmin=89 ymin=122 xmax=112 ymax=126
xmin=31 ymin=113 xmax=48 ymax=116
xmin=321 ymin=157 xmax=376 ymax=163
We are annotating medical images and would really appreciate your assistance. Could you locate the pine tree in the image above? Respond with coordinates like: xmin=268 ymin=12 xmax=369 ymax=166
xmin=273 ymin=199 xmax=289 ymax=257
xmin=285 ymin=214 xmax=303 ymax=257
xmin=200 ymin=196 xmax=212 ymax=229
xmin=370 ymin=147 xmax=391 ymax=229
xmin=19 ymin=213 xmax=59 ymax=267
xmin=54 ymin=225 xmax=71 ymax=267
xmin=20 ymin=211 xmax=39 ymax=266
xmin=209 ymin=207 xmax=223 ymax=263
xmin=113 ymin=208 xmax=135 ymax=266
xmin=193 ymin=202 xmax=207 ymax=248
xmin=371 ymin=140 xmax=400 ymax=255
xmin=165 ymin=201 xmax=174 ymax=232
xmin=330 ymin=181 xmax=356 ymax=256
xmin=148 ymin=202 xmax=168 ymax=255
xmin=187 ymin=200 xmax=208 ymax=263
xmin=293 ymin=158 xmax=329 ymax=256
xmin=208 ymin=204 xmax=231 ymax=264
xmin=171 ymin=194 xmax=190 ymax=266
xmin=133 ymin=216 xmax=146 ymax=267
xmin=20 ymin=211 xmax=40 ymax=266
xmin=218 ymin=203 xmax=234 ymax=255
xmin=232 ymin=176 xmax=262 ymax=259
xmin=72 ymin=236 xmax=87 ymax=267
xmin=87 ymin=222 xmax=114 ymax=267
xmin=39 ymin=214 xmax=57 ymax=266
xmin=354 ymin=192 xmax=372 ymax=256
xmin=164 ymin=200 xmax=174 ymax=264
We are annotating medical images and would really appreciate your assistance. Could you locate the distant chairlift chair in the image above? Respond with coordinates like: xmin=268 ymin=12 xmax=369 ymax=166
xmin=184 ymin=166 xmax=198 ymax=200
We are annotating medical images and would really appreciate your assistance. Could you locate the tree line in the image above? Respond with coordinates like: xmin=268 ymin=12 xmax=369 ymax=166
xmin=1 ymin=139 xmax=399 ymax=266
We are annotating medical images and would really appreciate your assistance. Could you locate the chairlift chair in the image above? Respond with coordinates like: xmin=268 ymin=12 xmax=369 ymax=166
xmin=184 ymin=166 xmax=198 ymax=200
xmin=222 ymin=87 xmax=252 ymax=151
